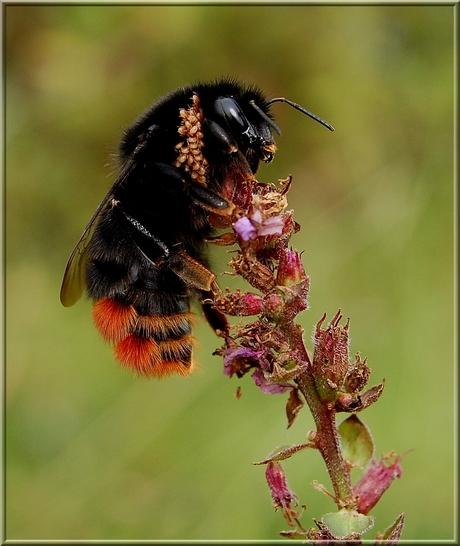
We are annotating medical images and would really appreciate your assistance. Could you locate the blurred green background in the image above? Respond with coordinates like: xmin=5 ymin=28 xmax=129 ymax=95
xmin=5 ymin=4 xmax=455 ymax=542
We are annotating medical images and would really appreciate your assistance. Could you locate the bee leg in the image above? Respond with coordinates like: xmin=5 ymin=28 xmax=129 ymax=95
xmin=153 ymin=161 xmax=233 ymax=214
xmin=167 ymin=249 xmax=229 ymax=334
xmin=188 ymin=184 xmax=231 ymax=212
xmin=154 ymin=163 xmax=237 ymax=219
xmin=203 ymin=119 xmax=238 ymax=154
xmin=113 ymin=200 xmax=171 ymax=267
xmin=203 ymin=120 xmax=256 ymax=180
xmin=202 ymin=119 xmax=259 ymax=181
xmin=201 ymin=298 xmax=230 ymax=336
xmin=170 ymin=250 xmax=216 ymax=292
xmin=153 ymin=161 xmax=188 ymax=184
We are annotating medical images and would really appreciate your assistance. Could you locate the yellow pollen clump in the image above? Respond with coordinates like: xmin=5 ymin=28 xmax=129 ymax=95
xmin=174 ymin=95 xmax=209 ymax=186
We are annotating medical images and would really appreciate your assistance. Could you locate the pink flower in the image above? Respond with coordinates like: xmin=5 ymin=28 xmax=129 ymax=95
xmin=251 ymin=368 xmax=294 ymax=394
xmin=265 ymin=461 xmax=298 ymax=511
xmin=222 ymin=346 xmax=267 ymax=378
xmin=233 ymin=209 xmax=285 ymax=241
xmin=233 ymin=216 xmax=256 ymax=240
xmin=257 ymin=214 xmax=285 ymax=237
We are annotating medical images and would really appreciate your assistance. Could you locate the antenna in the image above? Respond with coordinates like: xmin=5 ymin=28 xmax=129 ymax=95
xmin=266 ymin=97 xmax=334 ymax=132
xmin=249 ymin=100 xmax=282 ymax=135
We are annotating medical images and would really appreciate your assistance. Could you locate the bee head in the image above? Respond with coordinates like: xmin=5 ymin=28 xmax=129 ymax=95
xmin=213 ymin=96 xmax=279 ymax=165
xmin=211 ymin=92 xmax=334 ymax=174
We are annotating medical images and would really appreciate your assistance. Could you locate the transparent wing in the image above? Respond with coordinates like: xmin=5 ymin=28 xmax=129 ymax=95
xmin=59 ymin=193 xmax=113 ymax=307
xmin=60 ymin=159 xmax=137 ymax=307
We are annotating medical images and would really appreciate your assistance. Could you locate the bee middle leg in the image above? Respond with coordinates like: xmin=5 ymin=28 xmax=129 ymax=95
xmin=113 ymin=200 xmax=171 ymax=268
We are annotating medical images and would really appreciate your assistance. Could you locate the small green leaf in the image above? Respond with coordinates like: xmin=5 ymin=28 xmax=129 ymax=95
xmin=322 ymin=509 xmax=374 ymax=538
xmin=338 ymin=414 xmax=374 ymax=468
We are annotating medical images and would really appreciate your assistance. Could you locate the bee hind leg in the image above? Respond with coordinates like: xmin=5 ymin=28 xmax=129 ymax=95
xmin=201 ymin=298 xmax=229 ymax=336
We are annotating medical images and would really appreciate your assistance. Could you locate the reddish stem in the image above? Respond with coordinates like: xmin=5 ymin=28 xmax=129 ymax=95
xmin=284 ymin=321 xmax=355 ymax=507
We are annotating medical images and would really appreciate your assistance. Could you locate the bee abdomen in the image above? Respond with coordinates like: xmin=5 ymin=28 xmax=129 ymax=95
xmin=92 ymin=298 xmax=195 ymax=377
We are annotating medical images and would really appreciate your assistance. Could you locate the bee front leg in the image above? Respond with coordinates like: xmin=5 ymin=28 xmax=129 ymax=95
xmin=203 ymin=118 xmax=238 ymax=155
xmin=153 ymin=162 xmax=235 ymax=218
xmin=188 ymin=184 xmax=234 ymax=215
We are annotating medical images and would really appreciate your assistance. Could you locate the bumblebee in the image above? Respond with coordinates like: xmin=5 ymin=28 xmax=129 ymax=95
xmin=60 ymin=78 xmax=333 ymax=377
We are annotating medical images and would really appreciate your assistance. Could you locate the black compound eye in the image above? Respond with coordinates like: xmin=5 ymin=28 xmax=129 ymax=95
xmin=213 ymin=97 xmax=259 ymax=145
xmin=214 ymin=97 xmax=249 ymax=131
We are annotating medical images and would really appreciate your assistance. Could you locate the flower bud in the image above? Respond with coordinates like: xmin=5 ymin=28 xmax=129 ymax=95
xmin=216 ymin=290 xmax=263 ymax=316
xmin=262 ymin=291 xmax=285 ymax=321
xmin=312 ymin=311 xmax=350 ymax=397
xmin=276 ymin=248 xmax=307 ymax=286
